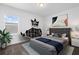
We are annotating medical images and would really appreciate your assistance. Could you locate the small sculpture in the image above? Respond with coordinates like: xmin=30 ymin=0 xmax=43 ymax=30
xmin=31 ymin=18 xmax=39 ymax=26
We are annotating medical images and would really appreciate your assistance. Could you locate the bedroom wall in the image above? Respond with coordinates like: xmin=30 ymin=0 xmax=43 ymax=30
xmin=1 ymin=4 xmax=79 ymax=36
xmin=0 ymin=4 xmax=47 ymax=45
xmin=44 ymin=6 xmax=79 ymax=34
xmin=0 ymin=4 xmax=45 ymax=35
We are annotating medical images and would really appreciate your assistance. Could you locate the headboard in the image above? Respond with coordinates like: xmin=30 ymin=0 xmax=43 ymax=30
xmin=49 ymin=28 xmax=72 ymax=45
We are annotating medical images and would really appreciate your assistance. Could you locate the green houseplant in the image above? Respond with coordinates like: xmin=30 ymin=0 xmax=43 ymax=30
xmin=0 ymin=29 xmax=12 ymax=48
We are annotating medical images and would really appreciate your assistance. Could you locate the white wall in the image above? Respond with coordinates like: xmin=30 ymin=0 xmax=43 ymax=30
xmin=0 ymin=5 xmax=5 ymax=30
xmin=0 ymin=4 xmax=45 ymax=35
xmin=44 ymin=7 xmax=79 ymax=33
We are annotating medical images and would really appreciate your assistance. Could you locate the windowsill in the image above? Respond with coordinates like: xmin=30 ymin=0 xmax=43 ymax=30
xmin=11 ymin=33 xmax=18 ymax=35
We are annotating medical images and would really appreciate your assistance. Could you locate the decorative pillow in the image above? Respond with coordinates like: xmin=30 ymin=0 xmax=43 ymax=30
xmin=71 ymin=31 xmax=79 ymax=39
xmin=52 ymin=33 xmax=66 ymax=38
xmin=52 ymin=33 xmax=62 ymax=38
xmin=62 ymin=34 xmax=67 ymax=38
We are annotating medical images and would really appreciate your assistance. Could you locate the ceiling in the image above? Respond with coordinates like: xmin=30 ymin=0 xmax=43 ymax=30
xmin=3 ymin=3 xmax=79 ymax=17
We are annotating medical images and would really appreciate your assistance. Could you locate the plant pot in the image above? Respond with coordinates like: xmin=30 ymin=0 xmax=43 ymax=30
xmin=1 ymin=43 xmax=7 ymax=48
xmin=0 ymin=43 xmax=1 ymax=48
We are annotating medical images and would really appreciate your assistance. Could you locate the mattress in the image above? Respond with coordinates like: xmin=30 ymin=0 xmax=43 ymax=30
xmin=30 ymin=36 xmax=69 ymax=55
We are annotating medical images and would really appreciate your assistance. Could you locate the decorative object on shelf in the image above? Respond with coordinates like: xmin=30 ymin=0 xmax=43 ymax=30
xmin=21 ymin=18 xmax=41 ymax=38
xmin=25 ymin=28 xmax=42 ymax=38
xmin=31 ymin=18 xmax=39 ymax=26
xmin=20 ymin=32 xmax=25 ymax=36
xmin=0 ymin=29 xmax=12 ymax=48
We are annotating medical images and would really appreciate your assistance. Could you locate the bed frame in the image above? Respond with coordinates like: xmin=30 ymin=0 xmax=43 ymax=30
xmin=49 ymin=28 xmax=72 ymax=45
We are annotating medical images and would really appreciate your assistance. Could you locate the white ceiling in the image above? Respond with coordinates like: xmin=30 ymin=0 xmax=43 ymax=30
xmin=3 ymin=3 xmax=79 ymax=17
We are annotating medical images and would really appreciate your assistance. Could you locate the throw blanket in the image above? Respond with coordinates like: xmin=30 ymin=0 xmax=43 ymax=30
xmin=36 ymin=37 xmax=63 ymax=54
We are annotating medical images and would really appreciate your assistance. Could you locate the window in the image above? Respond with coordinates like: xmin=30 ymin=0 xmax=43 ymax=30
xmin=5 ymin=16 xmax=19 ymax=33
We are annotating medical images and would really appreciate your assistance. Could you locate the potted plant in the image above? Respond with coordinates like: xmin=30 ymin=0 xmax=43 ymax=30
xmin=0 ymin=29 xmax=12 ymax=48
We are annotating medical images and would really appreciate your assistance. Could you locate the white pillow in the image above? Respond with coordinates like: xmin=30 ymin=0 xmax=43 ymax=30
xmin=71 ymin=31 xmax=79 ymax=39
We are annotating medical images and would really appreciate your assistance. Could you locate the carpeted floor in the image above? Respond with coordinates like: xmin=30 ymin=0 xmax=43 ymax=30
xmin=72 ymin=47 xmax=79 ymax=55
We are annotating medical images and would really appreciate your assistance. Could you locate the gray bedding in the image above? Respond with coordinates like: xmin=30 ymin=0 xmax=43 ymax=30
xmin=30 ymin=35 xmax=69 ymax=55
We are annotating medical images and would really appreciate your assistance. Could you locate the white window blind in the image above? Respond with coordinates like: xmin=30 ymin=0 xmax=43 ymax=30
xmin=5 ymin=16 xmax=19 ymax=33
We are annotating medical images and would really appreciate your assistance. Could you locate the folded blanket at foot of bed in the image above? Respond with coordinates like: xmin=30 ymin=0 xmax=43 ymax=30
xmin=36 ymin=37 xmax=63 ymax=54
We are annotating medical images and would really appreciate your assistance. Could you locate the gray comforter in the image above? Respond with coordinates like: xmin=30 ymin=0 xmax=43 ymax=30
xmin=30 ymin=36 xmax=68 ymax=55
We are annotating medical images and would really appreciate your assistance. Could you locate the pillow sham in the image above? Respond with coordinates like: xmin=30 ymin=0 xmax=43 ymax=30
xmin=51 ymin=33 xmax=66 ymax=38
xmin=71 ymin=31 xmax=79 ymax=39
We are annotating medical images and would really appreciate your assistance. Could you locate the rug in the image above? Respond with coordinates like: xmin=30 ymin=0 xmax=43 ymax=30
xmin=22 ymin=43 xmax=39 ymax=55
xmin=22 ymin=43 xmax=74 ymax=55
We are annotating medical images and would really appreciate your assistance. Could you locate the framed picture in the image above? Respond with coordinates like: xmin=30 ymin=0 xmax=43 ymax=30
xmin=52 ymin=16 xmax=58 ymax=24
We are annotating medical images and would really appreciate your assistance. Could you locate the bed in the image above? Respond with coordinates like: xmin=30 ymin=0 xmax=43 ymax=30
xmin=30 ymin=28 xmax=71 ymax=55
